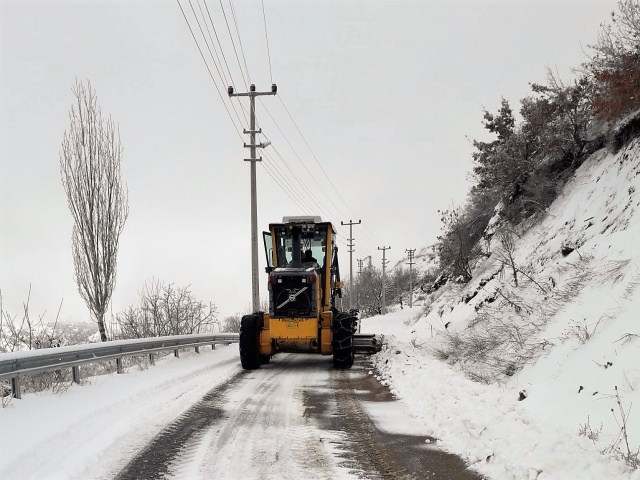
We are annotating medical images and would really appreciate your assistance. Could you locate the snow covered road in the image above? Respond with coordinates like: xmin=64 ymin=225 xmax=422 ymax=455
xmin=1 ymin=347 xmax=482 ymax=480
xmin=115 ymin=353 xmax=484 ymax=479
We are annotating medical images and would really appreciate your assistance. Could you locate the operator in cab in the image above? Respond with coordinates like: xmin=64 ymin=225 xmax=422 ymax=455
xmin=302 ymin=249 xmax=318 ymax=265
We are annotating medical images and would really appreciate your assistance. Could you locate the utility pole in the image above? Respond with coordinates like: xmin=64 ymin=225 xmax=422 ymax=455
xmin=357 ymin=256 xmax=371 ymax=315
xmin=406 ymin=248 xmax=416 ymax=308
xmin=356 ymin=258 xmax=364 ymax=312
xmin=228 ymin=83 xmax=277 ymax=313
xmin=341 ymin=219 xmax=361 ymax=310
xmin=378 ymin=246 xmax=391 ymax=314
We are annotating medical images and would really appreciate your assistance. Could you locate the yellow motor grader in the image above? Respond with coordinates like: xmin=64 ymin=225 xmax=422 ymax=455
xmin=239 ymin=216 xmax=380 ymax=369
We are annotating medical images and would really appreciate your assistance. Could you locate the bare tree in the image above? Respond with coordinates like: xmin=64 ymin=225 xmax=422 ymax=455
xmin=60 ymin=80 xmax=128 ymax=342
xmin=114 ymin=279 xmax=218 ymax=339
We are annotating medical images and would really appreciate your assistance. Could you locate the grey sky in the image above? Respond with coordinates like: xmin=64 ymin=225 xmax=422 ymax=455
xmin=0 ymin=0 xmax=618 ymax=322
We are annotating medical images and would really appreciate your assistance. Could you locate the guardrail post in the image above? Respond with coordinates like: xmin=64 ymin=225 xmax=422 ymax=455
xmin=174 ymin=349 xmax=179 ymax=358
xmin=195 ymin=346 xmax=200 ymax=354
xmin=12 ymin=376 xmax=21 ymax=399
xmin=212 ymin=343 xmax=216 ymax=350
xmin=149 ymin=353 xmax=155 ymax=365
xmin=116 ymin=358 xmax=124 ymax=374
xmin=72 ymin=366 xmax=80 ymax=384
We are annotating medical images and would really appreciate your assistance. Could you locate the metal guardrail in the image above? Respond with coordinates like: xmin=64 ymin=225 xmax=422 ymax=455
xmin=0 ymin=333 xmax=239 ymax=399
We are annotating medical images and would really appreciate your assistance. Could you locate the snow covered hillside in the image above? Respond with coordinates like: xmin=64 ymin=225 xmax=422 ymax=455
xmin=362 ymin=136 xmax=640 ymax=479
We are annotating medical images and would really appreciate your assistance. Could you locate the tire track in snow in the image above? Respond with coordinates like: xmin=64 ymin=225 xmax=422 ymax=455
xmin=114 ymin=354 xmax=482 ymax=480
xmin=115 ymin=369 xmax=244 ymax=480
xmin=197 ymin=354 xmax=340 ymax=479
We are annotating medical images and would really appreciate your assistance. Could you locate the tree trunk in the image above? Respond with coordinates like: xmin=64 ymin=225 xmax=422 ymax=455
xmin=97 ymin=312 xmax=108 ymax=342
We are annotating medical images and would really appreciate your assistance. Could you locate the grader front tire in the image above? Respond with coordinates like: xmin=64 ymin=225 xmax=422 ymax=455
xmin=239 ymin=314 xmax=261 ymax=370
xmin=332 ymin=314 xmax=356 ymax=369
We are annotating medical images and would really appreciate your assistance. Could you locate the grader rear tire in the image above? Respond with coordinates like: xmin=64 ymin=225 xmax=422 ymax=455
xmin=239 ymin=314 xmax=261 ymax=370
xmin=332 ymin=314 xmax=356 ymax=369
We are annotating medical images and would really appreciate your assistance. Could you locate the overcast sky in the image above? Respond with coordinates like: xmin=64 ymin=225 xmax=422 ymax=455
xmin=0 ymin=0 xmax=619 ymax=324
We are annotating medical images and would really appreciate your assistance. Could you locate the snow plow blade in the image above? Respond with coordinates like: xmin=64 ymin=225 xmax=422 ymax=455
xmin=353 ymin=334 xmax=384 ymax=354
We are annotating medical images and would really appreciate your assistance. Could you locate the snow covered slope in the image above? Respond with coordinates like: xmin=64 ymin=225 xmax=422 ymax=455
xmin=362 ymin=137 xmax=640 ymax=479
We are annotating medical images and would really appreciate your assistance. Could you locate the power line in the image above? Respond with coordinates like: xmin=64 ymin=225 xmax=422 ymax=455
xmin=219 ymin=0 xmax=249 ymax=89
xmin=188 ymin=0 xmax=225 ymax=84
xmin=251 ymin=110 xmax=348 ymax=228
xmin=196 ymin=0 xmax=229 ymax=87
xmin=261 ymin=0 xmax=273 ymax=84
xmin=262 ymin=151 xmax=318 ymax=214
xmin=260 ymin=158 xmax=312 ymax=213
xmin=266 ymin=144 xmax=336 ymax=220
xmin=203 ymin=1 xmax=235 ymax=86
xmin=188 ymin=0 xmax=247 ymax=129
xmin=259 ymin=140 xmax=374 ymax=256
xmin=176 ymin=0 xmax=243 ymax=141
xmin=179 ymin=0 xmax=366 ymax=258
xmin=199 ymin=0 xmax=248 ymax=126
xmin=275 ymin=96 xmax=385 ymax=250
xmin=229 ymin=0 xmax=252 ymax=85
xmin=248 ymin=107 xmax=358 ymax=252
xmin=258 ymin=98 xmax=352 ymax=221
xmin=277 ymin=97 xmax=353 ymax=214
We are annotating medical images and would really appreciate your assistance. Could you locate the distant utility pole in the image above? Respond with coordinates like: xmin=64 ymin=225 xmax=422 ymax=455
xmin=406 ymin=248 xmax=416 ymax=308
xmin=378 ymin=246 xmax=391 ymax=314
xmin=341 ymin=219 xmax=361 ymax=310
xmin=356 ymin=258 xmax=364 ymax=311
xmin=228 ymin=83 xmax=277 ymax=313
xmin=357 ymin=258 xmax=364 ymax=276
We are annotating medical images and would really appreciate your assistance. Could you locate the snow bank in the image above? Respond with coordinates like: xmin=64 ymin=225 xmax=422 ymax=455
xmin=0 ymin=345 xmax=240 ymax=480
xmin=362 ymin=138 xmax=640 ymax=479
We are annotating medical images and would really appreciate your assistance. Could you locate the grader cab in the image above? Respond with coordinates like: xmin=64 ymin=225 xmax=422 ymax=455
xmin=239 ymin=216 xmax=379 ymax=369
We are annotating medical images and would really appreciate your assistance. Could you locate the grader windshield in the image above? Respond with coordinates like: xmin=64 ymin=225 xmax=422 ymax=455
xmin=264 ymin=219 xmax=330 ymax=270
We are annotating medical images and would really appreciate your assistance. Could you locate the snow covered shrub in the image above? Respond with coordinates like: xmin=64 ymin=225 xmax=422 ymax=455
xmin=578 ymin=416 xmax=603 ymax=444
xmin=560 ymin=318 xmax=603 ymax=345
xmin=348 ymin=265 xmax=384 ymax=318
xmin=221 ymin=315 xmax=241 ymax=333
xmin=23 ymin=369 xmax=72 ymax=395
xmin=0 ymin=288 xmax=65 ymax=354
xmin=602 ymin=387 xmax=640 ymax=469
xmin=435 ymin=207 xmax=487 ymax=282
xmin=1 ymin=386 xmax=11 ymax=408
xmin=0 ymin=289 xmax=75 ymax=395
xmin=122 ymin=355 xmax=153 ymax=371
xmin=431 ymin=306 xmax=553 ymax=381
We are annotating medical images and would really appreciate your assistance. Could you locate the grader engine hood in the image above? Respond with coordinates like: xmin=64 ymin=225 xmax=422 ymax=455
xmin=268 ymin=267 xmax=318 ymax=318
